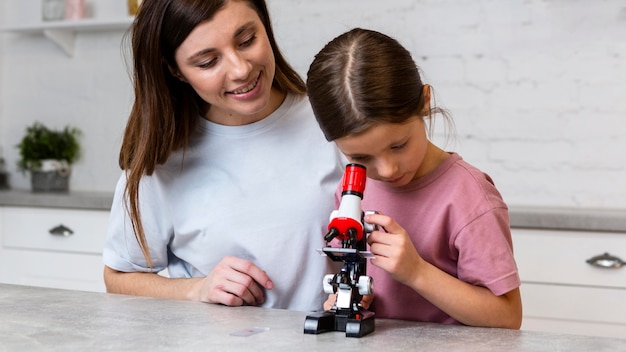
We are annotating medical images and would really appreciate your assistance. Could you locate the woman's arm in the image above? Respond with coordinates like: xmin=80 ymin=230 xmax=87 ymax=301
xmin=104 ymin=266 xmax=199 ymax=299
xmin=103 ymin=256 xmax=274 ymax=306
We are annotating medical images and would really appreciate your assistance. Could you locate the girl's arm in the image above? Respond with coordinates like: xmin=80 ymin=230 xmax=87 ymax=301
xmin=365 ymin=213 xmax=522 ymax=329
xmin=406 ymin=261 xmax=522 ymax=328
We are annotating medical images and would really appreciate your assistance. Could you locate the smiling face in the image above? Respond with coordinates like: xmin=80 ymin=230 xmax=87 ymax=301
xmin=334 ymin=117 xmax=444 ymax=187
xmin=173 ymin=0 xmax=283 ymax=126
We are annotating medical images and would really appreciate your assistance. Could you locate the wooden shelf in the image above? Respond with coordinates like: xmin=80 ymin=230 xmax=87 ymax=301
xmin=0 ymin=17 xmax=134 ymax=56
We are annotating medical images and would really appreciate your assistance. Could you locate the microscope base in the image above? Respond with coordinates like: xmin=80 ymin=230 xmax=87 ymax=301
xmin=303 ymin=310 xmax=375 ymax=338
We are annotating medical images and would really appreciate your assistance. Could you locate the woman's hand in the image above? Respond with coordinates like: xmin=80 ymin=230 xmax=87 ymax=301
xmin=365 ymin=212 xmax=425 ymax=286
xmin=192 ymin=256 xmax=274 ymax=306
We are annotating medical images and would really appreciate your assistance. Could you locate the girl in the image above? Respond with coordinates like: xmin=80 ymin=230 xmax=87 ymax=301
xmin=102 ymin=0 xmax=344 ymax=311
xmin=306 ymin=28 xmax=522 ymax=328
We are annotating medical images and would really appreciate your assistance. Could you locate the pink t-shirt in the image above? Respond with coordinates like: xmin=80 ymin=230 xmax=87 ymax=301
xmin=354 ymin=153 xmax=520 ymax=324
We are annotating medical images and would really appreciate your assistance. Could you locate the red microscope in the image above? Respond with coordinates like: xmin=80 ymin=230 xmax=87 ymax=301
xmin=304 ymin=163 xmax=376 ymax=338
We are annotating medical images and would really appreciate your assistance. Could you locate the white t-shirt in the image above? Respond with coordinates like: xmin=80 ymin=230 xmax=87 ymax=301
xmin=103 ymin=93 xmax=345 ymax=311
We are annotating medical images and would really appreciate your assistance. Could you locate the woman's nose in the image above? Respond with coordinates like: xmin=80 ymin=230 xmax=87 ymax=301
xmin=226 ymin=52 xmax=252 ymax=80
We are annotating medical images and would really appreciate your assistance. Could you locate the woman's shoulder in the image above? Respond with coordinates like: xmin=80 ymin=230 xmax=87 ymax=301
xmin=282 ymin=92 xmax=312 ymax=117
xmin=277 ymin=92 xmax=327 ymax=132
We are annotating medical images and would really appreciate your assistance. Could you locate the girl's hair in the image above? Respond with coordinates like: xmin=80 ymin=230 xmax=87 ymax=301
xmin=120 ymin=0 xmax=305 ymax=267
xmin=306 ymin=28 xmax=450 ymax=141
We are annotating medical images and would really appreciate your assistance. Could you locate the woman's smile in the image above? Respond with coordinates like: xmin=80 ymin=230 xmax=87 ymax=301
xmin=228 ymin=73 xmax=260 ymax=95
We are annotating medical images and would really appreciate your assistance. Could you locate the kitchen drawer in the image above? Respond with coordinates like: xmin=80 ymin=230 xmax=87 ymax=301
xmin=521 ymin=283 xmax=626 ymax=325
xmin=520 ymin=282 xmax=626 ymax=338
xmin=512 ymin=228 xmax=626 ymax=289
xmin=0 ymin=248 xmax=105 ymax=292
xmin=2 ymin=206 xmax=109 ymax=255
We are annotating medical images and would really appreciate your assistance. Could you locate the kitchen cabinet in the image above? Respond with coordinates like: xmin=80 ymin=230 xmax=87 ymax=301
xmin=0 ymin=17 xmax=134 ymax=56
xmin=0 ymin=206 xmax=109 ymax=292
xmin=512 ymin=228 xmax=626 ymax=339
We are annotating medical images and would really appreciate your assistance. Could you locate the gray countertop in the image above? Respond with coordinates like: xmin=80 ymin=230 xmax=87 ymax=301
xmin=1 ymin=283 xmax=625 ymax=352
xmin=0 ymin=189 xmax=113 ymax=210
xmin=508 ymin=205 xmax=626 ymax=233
xmin=1 ymin=189 xmax=625 ymax=232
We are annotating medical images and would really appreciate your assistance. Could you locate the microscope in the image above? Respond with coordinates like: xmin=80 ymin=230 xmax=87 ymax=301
xmin=304 ymin=163 xmax=376 ymax=338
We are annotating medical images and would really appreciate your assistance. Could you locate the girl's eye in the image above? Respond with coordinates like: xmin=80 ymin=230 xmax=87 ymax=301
xmin=391 ymin=142 xmax=407 ymax=150
xmin=350 ymin=155 xmax=371 ymax=163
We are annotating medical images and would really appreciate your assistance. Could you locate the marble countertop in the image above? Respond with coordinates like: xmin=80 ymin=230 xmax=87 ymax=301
xmin=1 ymin=283 xmax=625 ymax=352
xmin=0 ymin=189 xmax=625 ymax=233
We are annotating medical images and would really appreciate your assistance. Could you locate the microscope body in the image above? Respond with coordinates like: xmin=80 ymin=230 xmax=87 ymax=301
xmin=304 ymin=164 xmax=376 ymax=338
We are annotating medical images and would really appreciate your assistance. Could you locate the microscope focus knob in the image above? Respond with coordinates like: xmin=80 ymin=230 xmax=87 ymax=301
xmin=357 ymin=276 xmax=373 ymax=295
xmin=323 ymin=274 xmax=336 ymax=294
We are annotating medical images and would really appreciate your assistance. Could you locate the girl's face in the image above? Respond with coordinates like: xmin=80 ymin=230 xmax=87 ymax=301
xmin=334 ymin=117 xmax=435 ymax=187
xmin=174 ymin=1 xmax=281 ymax=126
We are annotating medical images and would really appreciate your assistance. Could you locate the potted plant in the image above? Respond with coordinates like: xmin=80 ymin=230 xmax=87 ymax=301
xmin=16 ymin=122 xmax=81 ymax=192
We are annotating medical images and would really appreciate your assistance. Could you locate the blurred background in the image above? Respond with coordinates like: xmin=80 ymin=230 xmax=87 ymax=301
xmin=1 ymin=0 xmax=625 ymax=209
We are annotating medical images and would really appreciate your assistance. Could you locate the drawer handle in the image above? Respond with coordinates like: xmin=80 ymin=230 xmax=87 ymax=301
xmin=586 ymin=252 xmax=625 ymax=269
xmin=49 ymin=224 xmax=74 ymax=237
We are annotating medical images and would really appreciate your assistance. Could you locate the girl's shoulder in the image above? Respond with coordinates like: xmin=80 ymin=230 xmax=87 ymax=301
xmin=444 ymin=154 xmax=508 ymax=210
xmin=446 ymin=154 xmax=500 ymax=191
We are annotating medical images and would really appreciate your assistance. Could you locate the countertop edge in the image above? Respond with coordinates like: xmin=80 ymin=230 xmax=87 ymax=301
xmin=0 ymin=189 xmax=113 ymax=211
xmin=1 ymin=190 xmax=625 ymax=233
xmin=508 ymin=205 xmax=626 ymax=233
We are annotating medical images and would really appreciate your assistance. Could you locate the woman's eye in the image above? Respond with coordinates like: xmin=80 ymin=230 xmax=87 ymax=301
xmin=240 ymin=35 xmax=256 ymax=48
xmin=197 ymin=58 xmax=217 ymax=69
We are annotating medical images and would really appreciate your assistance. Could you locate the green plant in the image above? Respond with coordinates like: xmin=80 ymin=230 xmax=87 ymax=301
xmin=16 ymin=122 xmax=82 ymax=173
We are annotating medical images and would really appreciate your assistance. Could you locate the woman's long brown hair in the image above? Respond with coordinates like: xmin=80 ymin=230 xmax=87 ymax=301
xmin=119 ymin=0 xmax=305 ymax=268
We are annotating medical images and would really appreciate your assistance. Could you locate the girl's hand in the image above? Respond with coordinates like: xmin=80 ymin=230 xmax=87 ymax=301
xmin=365 ymin=212 xmax=425 ymax=286
xmin=363 ymin=213 xmax=523 ymax=329
xmin=359 ymin=293 xmax=374 ymax=309
xmin=193 ymin=256 xmax=274 ymax=306
xmin=323 ymin=293 xmax=336 ymax=310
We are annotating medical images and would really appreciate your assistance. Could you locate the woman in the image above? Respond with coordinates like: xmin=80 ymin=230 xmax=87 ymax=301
xmin=103 ymin=0 xmax=344 ymax=311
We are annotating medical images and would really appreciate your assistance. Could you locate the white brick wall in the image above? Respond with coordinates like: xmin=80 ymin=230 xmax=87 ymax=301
xmin=1 ymin=0 xmax=625 ymax=209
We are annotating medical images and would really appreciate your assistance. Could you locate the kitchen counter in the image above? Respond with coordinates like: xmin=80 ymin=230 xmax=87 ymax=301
xmin=0 ymin=189 xmax=112 ymax=210
xmin=508 ymin=205 xmax=626 ymax=233
xmin=1 ymin=284 xmax=625 ymax=352
xmin=1 ymin=189 xmax=625 ymax=232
